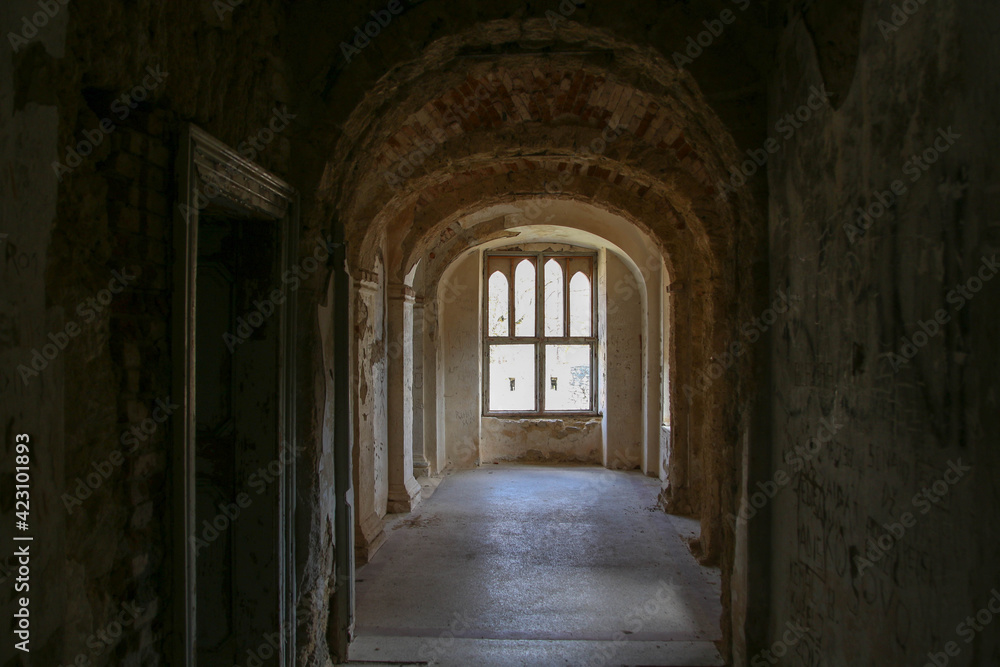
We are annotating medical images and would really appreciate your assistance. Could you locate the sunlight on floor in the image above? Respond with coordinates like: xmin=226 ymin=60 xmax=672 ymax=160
xmin=350 ymin=464 xmax=723 ymax=666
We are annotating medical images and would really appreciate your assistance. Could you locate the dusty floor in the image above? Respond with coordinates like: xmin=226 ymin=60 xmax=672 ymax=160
xmin=350 ymin=464 xmax=723 ymax=666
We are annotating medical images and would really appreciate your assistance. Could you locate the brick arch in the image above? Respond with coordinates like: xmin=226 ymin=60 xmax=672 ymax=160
xmin=373 ymin=65 xmax=716 ymax=188
xmin=339 ymin=70 xmax=732 ymax=248
xmin=400 ymin=192 xmax=686 ymax=288
xmin=356 ymin=152 xmax=723 ymax=288
xmin=318 ymin=19 xmax=758 ymax=244
xmin=385 ymin=165 xmax=703 ymax=277
xmin=350 ymin=125 xmax=714 ymax=257
xmin=314 ymin=14 xmax=765 ymax=168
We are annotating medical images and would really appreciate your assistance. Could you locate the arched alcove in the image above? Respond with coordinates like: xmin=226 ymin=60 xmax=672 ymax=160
xmin=428 ymin=221 xmax=651 ymax=472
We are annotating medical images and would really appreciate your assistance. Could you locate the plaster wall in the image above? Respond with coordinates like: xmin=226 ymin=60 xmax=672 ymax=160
xmin=439 ymin=251 xmax=482 ymax=468
xmin=606 ymin=252 xmax=644 ymax=469
xmin=480 ymin=417 xmax=603 ymax=464
xmin=437 ymin=246 xmax=643 ymax=468
xmin=351 ymin=265 xmax=389 ymax=559
xmin=762 ymin=1 xmax=1000 ymax=663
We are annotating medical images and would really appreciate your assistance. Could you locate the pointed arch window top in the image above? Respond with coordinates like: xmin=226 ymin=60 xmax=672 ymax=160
xmin=487 ymin=270 xmax=508 ymax=336
xmin=569 ymin=272 xmax=591 ymax=337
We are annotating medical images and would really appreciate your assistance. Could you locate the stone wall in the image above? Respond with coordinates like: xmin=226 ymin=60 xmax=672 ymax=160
xmin=3 ymin=14 xmax=179 ymax=657
xmin=480 ymin=417 xmax=604 ymax=464
xmin=0 ymin=0 xmax=337 ymax=663
xmin=2 ymin=4 xmax=68 ymax=660
xmin=763 ymin=0 xmax=1000 ymax=664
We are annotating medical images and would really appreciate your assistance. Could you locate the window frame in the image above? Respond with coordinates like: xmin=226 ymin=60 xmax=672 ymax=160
xmin=482 ymin=249 xmax=599 ymax=417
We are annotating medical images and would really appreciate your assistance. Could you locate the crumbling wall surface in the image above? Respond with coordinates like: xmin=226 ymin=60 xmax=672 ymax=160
xmin=0 ymin=0 xmax=347 ymax=663
xmin=480 ymin=417 xmax=603 ymax=464
xmin=352 ymin=260 xmax=389 ymax=556
xmin=766 ymin=0 xmax=1000 ymax=664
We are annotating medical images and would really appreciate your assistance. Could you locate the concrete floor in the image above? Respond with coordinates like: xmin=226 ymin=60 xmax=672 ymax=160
xmin=350 ymin=464 xmax=723 ymax=666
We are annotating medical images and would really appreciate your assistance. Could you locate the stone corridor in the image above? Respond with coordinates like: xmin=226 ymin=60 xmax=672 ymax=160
xmin=352 ymin=465 xmax=723 ymax=666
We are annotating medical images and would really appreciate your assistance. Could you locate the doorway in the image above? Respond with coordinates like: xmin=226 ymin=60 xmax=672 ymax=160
xmin=172 ymin=125 xmax=299 ymax=666
xmin=193 ymin=212 xmax=280 ymax=663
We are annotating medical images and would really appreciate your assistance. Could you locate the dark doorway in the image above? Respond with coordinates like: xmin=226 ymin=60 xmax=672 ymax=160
xmin=172 ymin=123 xmax=300 ymax=666
xmin=194 ymin=211 xmax=282 ymax=663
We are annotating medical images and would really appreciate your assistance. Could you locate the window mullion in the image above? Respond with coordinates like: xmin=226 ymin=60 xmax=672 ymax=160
xmin=562 ymin=257 xmax=570 ymax=338
xmin=507 ymin=257 xmax=515 ymax=338
xmin=483 ymin=254 xmax=489 ymax=415
xmin=590 ymin=256 xmax=596 ymax=336
xmin=536 ymin=253 xmax=544 ymax=412
xmin=536 ymin=337 xmax=542 ymax=412
xmin=591 ymin=339 xmax=597 ymax=412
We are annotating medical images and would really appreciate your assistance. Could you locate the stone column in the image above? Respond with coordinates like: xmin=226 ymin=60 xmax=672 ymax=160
xmin=352 ymin=271 xmax=386 ymax=562
xmin=386 ymin=283 xmax=422 ymax=513
xmin=411 ymin=296 xmax=430 ymax=477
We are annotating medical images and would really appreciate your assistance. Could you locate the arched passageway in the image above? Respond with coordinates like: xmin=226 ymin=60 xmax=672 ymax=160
xmin=347 ymin=207 xmax=729 ymax=663
xmin=306 ymin=20 xmax=766 ymax=662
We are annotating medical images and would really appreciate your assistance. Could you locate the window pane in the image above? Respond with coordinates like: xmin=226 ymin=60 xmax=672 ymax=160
xmin=544 ymin=259 xmax=563 ymax=336
xmin=569 ymin=272 xmax=591 ymax=337
xmin=513 ymin=259 xmax=535 ymax=337
xmin=487 ymin=271 xmax=508 ymax=336
xmin=489 ymin=344 xmax=535 ymax=411
xmin=544 ymin=344 xmax=591 ymax=411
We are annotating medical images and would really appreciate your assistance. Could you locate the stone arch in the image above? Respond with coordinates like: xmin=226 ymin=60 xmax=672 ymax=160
xmin=308 ymin=18 xmax=758 ymax=264
xmin=397 ymin=193 xmax=720 ymax=486
xmin=420 ymin=206 xmax=660 ymax=468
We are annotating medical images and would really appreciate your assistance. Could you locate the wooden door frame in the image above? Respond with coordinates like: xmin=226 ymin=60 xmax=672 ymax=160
xmin=171 ymin=124 xmax=299 ymax=666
